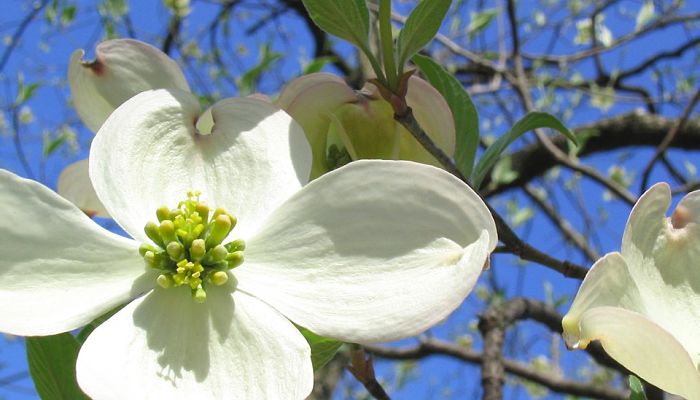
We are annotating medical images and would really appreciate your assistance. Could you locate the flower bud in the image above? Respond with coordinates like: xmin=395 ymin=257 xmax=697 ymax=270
xmin=277 ymin=72 xmax=455 ymax=179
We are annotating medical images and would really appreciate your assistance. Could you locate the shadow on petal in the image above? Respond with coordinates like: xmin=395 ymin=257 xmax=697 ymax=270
xmin=131 ymin=280 xmax=235 ymax=385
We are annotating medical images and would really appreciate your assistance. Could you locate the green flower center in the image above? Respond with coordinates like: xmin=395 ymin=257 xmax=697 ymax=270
xmin=139 ymin=191 xmax=245 ymax=303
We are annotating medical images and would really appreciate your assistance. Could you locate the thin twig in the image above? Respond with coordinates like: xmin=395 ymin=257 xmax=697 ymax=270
xmin=0 ymin=0 xmax=50 ymax=73
xmin=524 ymin=185 xmax=600 ymax=262
xmin=639 ymin=88 xmax=700 ymax=192
xmin=505 ymin=0 xmax=638 ymax=206
xmin=524 ymin=12 xmax=700 ymax=64
xmin=347 ymin=348 xmax=391 ymax=400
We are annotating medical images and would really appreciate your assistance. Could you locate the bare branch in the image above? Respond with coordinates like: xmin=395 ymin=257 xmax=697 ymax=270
xmin=0 ymin=0 xmax=50 ymax=73
xmin=367 ymin=339 xmax=628 ymax=400
xmin=640 ymin=88 xmax=700 ymax=192
xmin=482 ymin=111 xmax=700 ymax=197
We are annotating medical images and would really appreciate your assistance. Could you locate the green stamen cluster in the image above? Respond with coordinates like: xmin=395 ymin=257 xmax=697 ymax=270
xmin=139 ymin=191 xmax=245 ymax=303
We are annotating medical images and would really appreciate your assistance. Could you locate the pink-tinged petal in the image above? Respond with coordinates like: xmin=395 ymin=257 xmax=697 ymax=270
xmin=617 ymin=184 xmax=700 ymax=368
xmin=57 ymin=159 xmax=109 ymax=218
xmin=69 ymin=39 xmax=190 ymax=132
xmin=564 ymin=184 xmax=700 ymax=396
xmin=237 ymin=160 xmax=497 ymax=343
xmin=77 ymin=286 xmax=312 ymax=399
xmin=0 ymin=169 xmax=154 ymax=336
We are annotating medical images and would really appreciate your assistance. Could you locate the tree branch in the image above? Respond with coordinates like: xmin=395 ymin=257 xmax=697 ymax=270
xmin=482 ymin=111 xmax=700 ymax=196
xmin=367 ymin=339 xmax=628 ymax=400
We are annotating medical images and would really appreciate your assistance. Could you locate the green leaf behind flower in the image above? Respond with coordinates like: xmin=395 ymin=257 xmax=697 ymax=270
xmin=628 ymin=375 xmax=648 ymax=400
xmin=396 ymin=0 xmax=451 ymax=70
xmin=472 ymin=112 xmax=577 ymax=188
xmin=301 ymin=0 xmax=370 ymax=51
xmin=298 ymin=326 xmax=343 ymax=371
xmin=26 ymin=333 xmax=90 ymax=400
xmin=412 ymin=53 xmax=479 ymax=177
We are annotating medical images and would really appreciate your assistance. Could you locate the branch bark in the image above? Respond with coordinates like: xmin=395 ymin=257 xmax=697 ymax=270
xmin=366 ymin=339 xmax=628 ymax=400
xmin=482 ymin=111 xmax=700 ymax=197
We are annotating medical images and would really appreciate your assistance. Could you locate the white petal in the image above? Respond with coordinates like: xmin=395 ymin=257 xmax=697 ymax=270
xmin=90 ymin=89 xmax=311 ymax=242
xmin=575 ymin=307 xmax=700 ymax=399
xmin=77 ymin=286 xmax=313 ymax=399
xmin=0 ymin=169 xmax=154 ymax=336
xmin=621 ymin=182 xmax=670 ymax=258
xmin=277 ymin=72 xmax=357 ymax=179
xmin=69 ymin=39 xmax=190 ymax=132
xmin=561 ymin=252 xmax=645 ymax=348
xmin=617 ymin=184 xmax=700 ymax=368
xmin=674 ymin=188 xmax=700 ymax=228
xmin=57 ymin=159 xmax=109 ymax=218
xmin=237 ymin=160 xmax=497 ymax=343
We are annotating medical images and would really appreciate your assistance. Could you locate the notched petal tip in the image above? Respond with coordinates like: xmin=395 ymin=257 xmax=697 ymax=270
xmin=57 ymin=159 xmax=109 ymax=218
xmin=482 ymin=255 xmax=491 ymax=270
xmin=671 ymin=205 xmax=691 ymax=229
xmin=72 ymin=48 xmax=105 ymax=76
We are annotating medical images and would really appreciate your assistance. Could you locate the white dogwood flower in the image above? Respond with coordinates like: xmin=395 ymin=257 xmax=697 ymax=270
xmin=0 ymin=88 xmax=497 ymax=399
xmin=562 ymin=183 xmax=700 ymax=399
xmin=60 ymin=39 xmax=189 ymax=217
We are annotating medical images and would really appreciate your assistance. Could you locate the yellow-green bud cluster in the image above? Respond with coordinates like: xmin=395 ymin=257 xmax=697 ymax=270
xmin=140 ymin=191 xmax=245 ymax=303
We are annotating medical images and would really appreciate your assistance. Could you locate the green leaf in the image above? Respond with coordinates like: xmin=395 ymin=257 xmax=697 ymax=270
xmin=628 ymin=375 xmax=647 ymax=400
xmin=45 ymin=0 xmax=58 ymax=24
xmin=298 ymin=326 xmax=343 ymax=371
xmin=61 ymin=5 xmax=77 ymax=26
xmin=42 ymin=133 xmax=67 ymax=157
xmin=490 ymin=156 xmax=518 ymax=185
xmin=396 ymin=0 xmax=451 ymax=68
xmin=467 ymin=8 xmax=498 ymax=38
xmin=26 ymin=334 xmax=90 ymax=400
xmin=100 ymin=0 xmax=128 ymax=20
xmin=302 ymin=56 xmax=336 ymax=75
xmin=238 ymin=44 xmax=282 ymax=95
xmin=76 ymin=304 xmax=125 ymax=345
xmin=15 ymin=82 xmax=40 ymax=105
xmin=635 ymin=0 xmax=655 ymax=30
xmin=412 ymin=54 xmax=479 ymax=177
xmin=301 ymin=0 xmax=370 ymax=51
xmin=574 ymin=19 xmax=592 ymax=45
xmin=472 ymin=112 xmax=577 ymax=188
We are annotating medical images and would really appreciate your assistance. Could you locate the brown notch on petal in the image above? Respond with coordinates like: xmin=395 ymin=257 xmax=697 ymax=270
xmin=83 ymin=209 xmax=98 ymax=219
xmin=482 ymin=255 xmax=491 ymax=271
xmin=671 ymin=205 xmax=691 ymax=229
xmin=80 ymin=58 xmax=105 ymax=76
